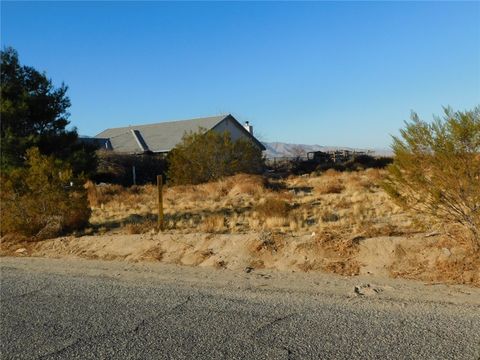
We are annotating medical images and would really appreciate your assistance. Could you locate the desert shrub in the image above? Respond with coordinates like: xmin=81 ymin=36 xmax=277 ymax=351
xmin=321 ymin=211 xmax=340 ymax=223
xmin=121 ymin=214 xmax=156 ymax=234
xmin=167 ymin=129 xmax=264 ymax=185
xmin=125 ymin=220 xmax=155 ymax=234
xmin=255 ymin=197 xmax=290 ymax=218
xmin=313 ymin=226 xmax=360 ymax=275
xmin=364 ymin=168 xmax=385 ymax=182
xmin=315 ymin=181 xmax=345 ymax=195
xmin=201 ymin=215 xmax=226 ymax=233
xmin=383 ymin=107 xmax=480 ymax=250
xmin=250 ymin=231 xmax=284 ymax=252
xmin=0 ymin=148 xmax=90 ymax=238
xmin=226 ymin=174 xmax=266 ymax=197
xmin=323 ymin=169 xmax=340 ymax=177
xmin=84 ymin=180 xmax=99 ymax=207
xmin=85 ymin=182 xmax=126 ymax=207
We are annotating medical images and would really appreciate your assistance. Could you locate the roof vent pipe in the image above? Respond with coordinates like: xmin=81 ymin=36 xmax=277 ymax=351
xmin=244 ymin=121 xmax=253 ymax=135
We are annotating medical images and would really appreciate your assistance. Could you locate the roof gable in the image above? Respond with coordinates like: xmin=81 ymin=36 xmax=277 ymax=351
xmin=212 ymin=115 xmax=266 ymax=151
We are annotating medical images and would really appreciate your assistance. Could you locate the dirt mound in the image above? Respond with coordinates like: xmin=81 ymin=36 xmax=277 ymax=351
xmin=359 ymin=235 xmax=480 ymax=286
xmin=4 ymin=231 xmax=477 ymax=287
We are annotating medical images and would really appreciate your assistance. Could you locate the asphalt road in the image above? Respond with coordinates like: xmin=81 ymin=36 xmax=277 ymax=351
xmin=1 ymin=258 xmax=479 ymax=359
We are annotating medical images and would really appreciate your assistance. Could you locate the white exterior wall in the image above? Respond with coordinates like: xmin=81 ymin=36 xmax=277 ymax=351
xmin=211 ymin=117 xmax=250 ymax=142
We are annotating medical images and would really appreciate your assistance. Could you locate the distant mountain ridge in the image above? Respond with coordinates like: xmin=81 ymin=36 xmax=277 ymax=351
xmin=262 ymin=142 xmax=393 ymax=159
xmin=82 ymin=134 xmax=393 ymax=158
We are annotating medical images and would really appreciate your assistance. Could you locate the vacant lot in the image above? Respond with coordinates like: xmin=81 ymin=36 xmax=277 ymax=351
xmin=89 ymin=169 xmax=411 ymax=235
xmin=2 ymin=170 xmax=479 ymax=286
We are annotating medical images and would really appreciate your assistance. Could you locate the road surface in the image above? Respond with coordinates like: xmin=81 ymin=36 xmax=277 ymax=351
xmin=1 ymin=257 xmax=479 ymax=359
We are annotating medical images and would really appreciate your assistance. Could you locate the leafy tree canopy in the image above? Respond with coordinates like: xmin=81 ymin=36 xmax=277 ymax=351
xmin=0 ymin=47 xmax=96 ymax=175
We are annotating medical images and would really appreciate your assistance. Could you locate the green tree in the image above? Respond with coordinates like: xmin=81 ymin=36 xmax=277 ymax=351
xmin=383 ymin=107 xmax=480 ymax=250
xmin=0 ymin=148 xmax=91 ymax=238
xmin=167 ymin=129 xmax=264 ymax=185
xmin=0 ymin=47 xmax=96 ymax=175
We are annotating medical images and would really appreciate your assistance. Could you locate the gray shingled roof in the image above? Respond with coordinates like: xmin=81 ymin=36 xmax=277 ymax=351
xmin=95 ymin=115 xmax=228 ymax=153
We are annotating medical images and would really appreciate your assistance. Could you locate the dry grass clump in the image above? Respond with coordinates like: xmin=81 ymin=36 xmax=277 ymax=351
xmin=315 ymin=180 xmax=345 ymax=195
xmin=320 ymin=211 xmax=340 ymax=223
xmin=255 ymin=197 xmax=290 ymax=218
xmin=227 ymin=174 xmax=266 ymax=197
xmin=178 ymin=174 xmax=265 ymax=198
xmin=293 ymin=225 xmax=360 ymax=275
xmin=166 ymin=174 xmax=266 ymax=205
xmin=390 ymin=245 xmax=480 ymax=287
xmin=389 ymin=234 xmax=480 ymax=287
xmin=249 ymin=232 xmax=285 ymax=253
xmin=315 ymin=226 xmax=358 ymax=253
xmin=0 ymin=234 xmax=33 ymax=256
xmin=343 ymin=174 xmax=374 ymax=191
xmin=313 ymin=226 xmax=361 ymax=275
xmin=113 ymin=213 xmax=158 ymax=234
xmin=86 ymin=182 xmax=154 ymax=210
xmin=264 ymin=216 xmax=290 ymax=229
xmin=201 ymin=215 xmax=226 ymax=233
xmin=88 ymin=183 xmax=124 ymax=206
xmin=430 ymin=256 xmax=480 ymax=286
xmin=252 ymin=196 xmax=292 ymax=231
xmin=85 ymin=180 xmax=99 ymax=207
xmin=124 ymin=219 xmax=156 ymax=234
xmin=364 ymin=168 xmax=385 ymax=182
xmin=322 ymin=169 xmax=341 ymax=178
xmin=141 ymin=246 xmax=164 ymax=261
xmin=355 ymin=222 xmax=400 ymax=238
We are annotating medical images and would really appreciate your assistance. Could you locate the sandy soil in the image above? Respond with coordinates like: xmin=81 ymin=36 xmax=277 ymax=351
xmin=3 ymin=231 xmax=478 ymax=286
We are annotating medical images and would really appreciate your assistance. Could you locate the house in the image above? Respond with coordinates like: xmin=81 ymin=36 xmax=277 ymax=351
xmin=92 ymin=114 xmax=265 ymax=154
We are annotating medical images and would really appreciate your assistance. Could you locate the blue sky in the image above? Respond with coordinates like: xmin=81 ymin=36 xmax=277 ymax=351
xmin=2 ymin=1 xmax=479 ymax=148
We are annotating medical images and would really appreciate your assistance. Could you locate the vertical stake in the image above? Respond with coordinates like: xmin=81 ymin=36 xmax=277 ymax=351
xmin=157 ymin=175 xmax=164 ymax=231
xmin=132 ymin=166 xmax=136 ymax=185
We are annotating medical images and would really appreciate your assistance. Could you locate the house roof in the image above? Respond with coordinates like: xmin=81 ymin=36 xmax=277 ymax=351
xmin=95 ymin=114 xmax=265 ymax=153
xmin=77 ymin=136 xmax=112 ymax=150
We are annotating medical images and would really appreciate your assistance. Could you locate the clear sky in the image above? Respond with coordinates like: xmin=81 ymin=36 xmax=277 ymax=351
xmin=2 ymin=1 xmax=479 ymax=148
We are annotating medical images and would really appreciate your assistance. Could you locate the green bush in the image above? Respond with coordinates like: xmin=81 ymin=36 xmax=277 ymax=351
xmin=383 ymin=107 xmax=480 ymax=250
xmin=167 ymin=129 xmax=264 ymax=185
xmin=1 ymin=148 xmax=91 ymax=239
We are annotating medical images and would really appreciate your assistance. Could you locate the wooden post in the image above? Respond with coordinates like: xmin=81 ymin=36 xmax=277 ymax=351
xmin=132 ymin=166 xmax=136 ymax=186
xmin=157 ymin=175 xmax=164 ymax=231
